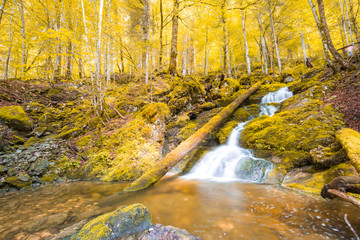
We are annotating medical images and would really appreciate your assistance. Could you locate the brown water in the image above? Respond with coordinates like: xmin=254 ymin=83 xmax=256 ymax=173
xmin=0 ymin=177 xmax=359 ymax=240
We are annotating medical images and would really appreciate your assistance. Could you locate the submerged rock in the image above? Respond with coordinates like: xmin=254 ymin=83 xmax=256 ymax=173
xmin=70 ymin=204 xmax=152 ymax=240
xmin=138 ymin=224 xmax=200 ymax=240
xmin=0 ymin=105 xmax=33 ymax=131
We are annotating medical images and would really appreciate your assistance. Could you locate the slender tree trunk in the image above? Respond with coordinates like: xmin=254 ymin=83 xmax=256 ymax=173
xmin=4 ymin=0 xmax=15 ymax=80
xmin=226 ymin=27 xmax=231 ymax=77
xmin=18 ymin=0 xmax=26 ymax=77
xmin=242 ymin=10 xmax=251 ymax=76
xmin=54 ymin=0 xmax=62 ymax=80
xmin=345 ymin=0 xmax=356 ymax=49
xmin=308 ymin=0 xmax=335 ymax=69
xmin=182 ymin=34 xmax=188 ymax=76
xmin=269 ymin=0 xmax=281 ymax=75
xmin=204 ymin=28 xmax=209 ymax=76
xmin=159 ymin=0 xmax=164 ymax=69
xmin=348 ymin=0 xmax=360 ymax=41
xmin=124 ymin=81 xmax=262 ymax=192
xmin=142 ymin=0 xmax=150 ymax=84
xmin=300 ymin=30 xmax=308 ymax=63
xmin=168 ymin=0 xmax=179 ymax=75
xmin=339 ymin=0 xmax=350 ymax=45
xmin=0 ymin=0 xmax=7 ymax=26
xmin=317 ymin=0 xmax=351 ymax=69
xmin=257 ymin=12 xmax=268 ymax=75
xmin=96 ymin=0 xmax=105 ymax=110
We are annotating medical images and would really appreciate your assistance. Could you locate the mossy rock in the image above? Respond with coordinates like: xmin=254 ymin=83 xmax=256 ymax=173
xmin=5 ymin=175 xmax=32 ymax=189
xmin=71 ymin=204 xmax=152 ymax=240
xmin=232 ymin=108 xmax=251 ymax=122
xmin=140 ymin=102 xmax=170 ymax=124
xmin=23 ymin=136 xmax=40 ymax=150
xmin=76 ymin=135 xmax=92 ymax=147
xmin=0 ymin=105 xmax=33 ymax=131
xmin=56 ymin=128 xmax=83 ymax=140
xmin=282 ymin=162 xmax=358 ymax=195
xmin=199 ymin=102 xmax=217 ymax=111
xmin=336 ymin=128 xmax=360 ymax=174
xmin=244 ymin=104 xmax=260 ymax=117
xmin=213 ymin=121 xmax=239 ymax=144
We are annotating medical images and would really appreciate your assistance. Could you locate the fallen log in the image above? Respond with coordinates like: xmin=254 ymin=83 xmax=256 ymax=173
xmin=327 ymin=189 xmax=360 ymax=209
xmin=124 ymin=81 xmax=262 ymax=192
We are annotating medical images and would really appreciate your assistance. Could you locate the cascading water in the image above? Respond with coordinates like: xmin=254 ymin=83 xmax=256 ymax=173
xmin=183 ymin=87 xmax=293 ymax=182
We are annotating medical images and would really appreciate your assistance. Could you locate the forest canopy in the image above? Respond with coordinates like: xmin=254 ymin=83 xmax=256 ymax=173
xmin=0 ymin=0 xmax=358 ymax=83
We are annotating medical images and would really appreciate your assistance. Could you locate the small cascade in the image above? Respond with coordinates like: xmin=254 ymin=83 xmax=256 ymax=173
xmin=183 ymin=87 xmax=293 ymax=182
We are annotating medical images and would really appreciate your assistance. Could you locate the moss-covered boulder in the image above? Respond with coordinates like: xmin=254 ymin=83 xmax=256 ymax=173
xmin=5 ymin=174 xmax=32 ymax=189
xmin=336 ymin=128 xmax=360 ymax=173
xmin=282 ymin=162 xmax=358 ymax=195
xmin=0 ymin=105 xmax=33 ymax=131
xmin=138 ymin=224 xmax=200 ymax=240
xmin=242 ymin=99 xmax=344 ymax=182
xmin=71 ymin=204 xmax=152 ymax=240
xmin=214 ymin=121 xmax=239 ymax=144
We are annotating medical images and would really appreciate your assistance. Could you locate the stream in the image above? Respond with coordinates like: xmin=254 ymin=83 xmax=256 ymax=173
xmin=1 ymin=88 xmax=360 ymax=239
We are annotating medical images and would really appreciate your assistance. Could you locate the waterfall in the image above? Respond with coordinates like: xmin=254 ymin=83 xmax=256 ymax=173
xmin=183 ymin=87 xmax=293 ymax=182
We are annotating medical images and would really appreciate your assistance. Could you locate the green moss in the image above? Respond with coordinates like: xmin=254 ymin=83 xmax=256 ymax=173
xmin=6 ymin=176 xmax=32 ymax=189
xmin=200 ymin=102 xmax=217 ymax=110
xmin=40 ymin=174 xmax=57 ymax=183
xmin=179 ymin=121 xmax=198 ymax=140
xmin=71 ymin=204 xmax=152 ymax=240
xmin=232 ymin=108 xmax=251 ymax=122
xmin=22 ymin=136 xmax=40 ymax=150
xmin=283 ymin=162 xmax=357 ymax=195
xmin=12 ymin=135 xmax=25 ymax=144
xmin=139 ymin=102 xmax=170 ymax=124
xmin=76 ymin=135 xmax=92 ymax=147
xmin=244 ymin=104 xmax=260 ymax=117
xmin=336 ymin=128 xmax=360 ymax=173
xmin=0 ymin=105 xmax=33 ymax=131
xmin=166 ymin=114 xmax=189 ymax=130
xmin=214 ymin=121 xmax=239 ymax=144
xmin=56 ymin=128 xmax=82 ymax=140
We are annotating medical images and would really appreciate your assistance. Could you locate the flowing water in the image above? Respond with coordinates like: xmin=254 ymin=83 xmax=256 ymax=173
xmin=1 ymin=87 xmax=360 ymax=239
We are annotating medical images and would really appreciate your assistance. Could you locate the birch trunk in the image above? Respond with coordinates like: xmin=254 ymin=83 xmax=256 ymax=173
xmin=308 ymin=0 xmax=334 ymax=68
xmin=300 ymin=30 xmax=308 ymax=63
xmin=142 ymin=0 xmax=150 ymax=84
xmin=257 ymin=12 xmax=268 ymax=75
xmin=182 ymin=34 xmax=188 ymax=76
xmin=242 ymin=10 xmax=251 ymax=76
xmin=0 ymin=0 xmax=6 ymax=26
xmin=18 ymin=0 xmax=26 ymax=77
xmin=345 ymin=0 xmax=356 ymax=48
xmin=348 ymin=0 xmax=360 ymax=41
xmin=339 ymin=0 xmax=349 ymax=45
xmin=159 ymin=0 xmax=164 ymax=69
xmin=269 ymin=0 xmax=281 ymax=75
xmin=54 ymin=0 xmax=62 ymax=80
xmin=124 ymin=81 xmax=262 ymax=192
xmin=168 ymin=0 xmax=179 ymax=75
xmin=4 ymin=0 xmax=15 ymax=80
xmin=226 ymin=27 xmax=231 ymax=77
xmin=204 ymin=29 xmax=208 ymax=76
xmin=317 ymin=0 xmax=351 ymax=69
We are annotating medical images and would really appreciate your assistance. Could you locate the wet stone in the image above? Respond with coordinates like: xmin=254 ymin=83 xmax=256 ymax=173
xmin=138 ymin=224 xmax=201 ymax=240
xmin=29 ymin=158 xmax=49 ymax=176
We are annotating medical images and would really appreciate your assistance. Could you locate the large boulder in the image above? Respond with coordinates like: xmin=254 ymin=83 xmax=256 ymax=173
xmin=0 ymin=105 xmax=33 ymax=131
xmin=138 ymin=224 xmax=200 ymax=240
xmin=70 ymin=204 xmax=152 ymax=240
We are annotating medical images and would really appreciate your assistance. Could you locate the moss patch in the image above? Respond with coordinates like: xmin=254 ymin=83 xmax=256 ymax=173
xmin=0 ymin=105 xmax=33 ymax=131
xmin=336 ymin=128 xmax=360 ymax=173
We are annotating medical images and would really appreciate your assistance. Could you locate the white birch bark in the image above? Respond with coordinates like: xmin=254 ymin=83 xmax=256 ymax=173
xmin=300 ymin=30 xmax=308 ymax=62
xmin=142 ymin=0 xmax=150 ymax=83
xmin=242 ymin=10 xmax=251 ymax=76
xmin=4 ymin=0 xmax=15 ymax=80
xmin=345 ymin=0 xmax=356 ymax=47
xmin=269 ymin=0 xmax=281 ymax=75
xmin=96 ymin=0 xmax=105 ymax=110
xmin=0 ymin=0 xmax=7 ymax=27
xmin=339 ymin=0 xmax=349 ymax=45
xmin=18 ymin=0 xmax=26 ymax=76
xmin=257 ymin=12 xmax=268 ymax=75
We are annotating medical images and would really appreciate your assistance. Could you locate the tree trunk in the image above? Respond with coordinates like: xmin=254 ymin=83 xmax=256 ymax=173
xmin=257 ymin=12 xmax=268 ymax=75
xmin=345 ymin=0 xmax=356 ymax=51
xmin=308 ymin=0 xmax=335 ymax=69
xmin=159 ymin=0 xmax=164 ymax=69
xmin=54 ymin=0 xmax=62 ymax=81
xmin=4 ymin=0 xmax=15 ymax=80
xmin=317 ymin=0 xmax=351 ymax=69
xmin=0 ymin=0 xmax=7 ymax=27
xmin=168 ymin=0 xmax=179 ymax=75
xmin=339 ymin=0 xmax=350 ymax=46
xmin=204 ymin=28 xmax=208 ymax=76
xmin=182 ymin=34 xmax=188 ymax=76
xmin=123 ymin=81 xmax=262 ymax=192
xmin=18 ymin=0 xmax=26 ymax=77
xmin=348 ymin=0 xmax=360 ymax=41
xmin=300 ymin=30 xmax=308 ymax=63
xmin=242 ymin=10 xmax=251 ymax=76
xmin=269 ymin=0 xmax=281 ymax=75
xmin=142 ymin=0 xmax=150 ymax=84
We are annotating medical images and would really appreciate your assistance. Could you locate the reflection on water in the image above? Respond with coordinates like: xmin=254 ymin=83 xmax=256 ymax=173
xmin=0 ymin=178 xmax=360 ymax=239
